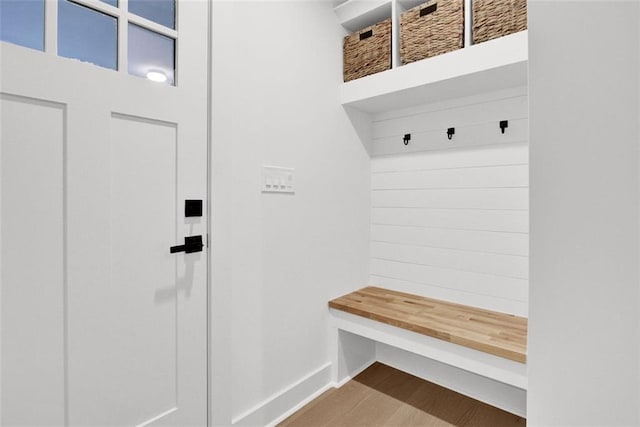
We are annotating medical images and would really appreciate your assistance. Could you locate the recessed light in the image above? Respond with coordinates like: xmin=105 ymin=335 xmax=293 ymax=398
xmin=146 ymin=71 xmax=167 ymax=83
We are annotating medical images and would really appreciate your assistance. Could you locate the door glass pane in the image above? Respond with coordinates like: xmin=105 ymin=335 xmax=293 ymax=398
xmin=128 ymin=24 xmax=175 ymax=85
xmin=128 ymin=0 xmax=174 ymax=29
xmin=99 ymin=0 xmax=118 ymax=7
xmin=0 ymin=0 xmax=44 ymax=51
xmin=58 ymin=0 xmax=117 ymax=70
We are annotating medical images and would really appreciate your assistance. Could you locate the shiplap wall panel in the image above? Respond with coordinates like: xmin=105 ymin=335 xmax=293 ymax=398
xmin=372 ymin=208 xmax=528 ymax=233
xmin=370 ymin=259 xmax=528 ymax=301
xmin=372 ymin=95 xmax=528 ymax=137
xmin=371 ymin=242 xmax=528 ymax=279
xmin=372 ymin=164 xmax=528 ymax=189
xmin=369 ymin=91 xmax=529 ymax=316
xmin=373 ymin=188 xmax=528 ymax=210
xmin=372 ymin=225 xmax=528 ymax=256
xmin=373 ymin=118 xmax=528 ymax=156
xmin=372 ymin=142 xmax=528 ymax=172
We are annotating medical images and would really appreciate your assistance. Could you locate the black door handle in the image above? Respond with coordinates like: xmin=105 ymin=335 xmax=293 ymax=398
xmin=170 ymin=235 xmax=204 ymax=254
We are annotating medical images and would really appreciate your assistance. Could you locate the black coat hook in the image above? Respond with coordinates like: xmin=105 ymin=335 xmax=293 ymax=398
xmin=447 ymin=127 xmax=455 ymax=140
xmin=500 ymin=120 xmax=508 ymax=134
xmin=403 ymin=133 xmax=411 ymax=146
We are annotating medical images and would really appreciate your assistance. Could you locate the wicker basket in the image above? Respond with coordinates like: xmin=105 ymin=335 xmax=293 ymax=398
xmin=473 ymin=0 xmax=527 ymax=45
xmin=343 ymin=19 xmax=392 ymax=82
xmin=400 ymin=0 xmax=464 ymax=65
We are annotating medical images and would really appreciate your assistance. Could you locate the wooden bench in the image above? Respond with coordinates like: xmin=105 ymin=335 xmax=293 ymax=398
xmin=328 ymin=286 xmax=528 ymax=417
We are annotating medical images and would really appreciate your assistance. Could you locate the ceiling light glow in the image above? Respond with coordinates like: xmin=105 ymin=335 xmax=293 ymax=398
xmin=146 ymin=71 xmax=167 ymax=83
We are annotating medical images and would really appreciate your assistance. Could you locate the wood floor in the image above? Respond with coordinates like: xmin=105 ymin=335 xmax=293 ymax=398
xmin=278 ymin=363 xmax=525 ymax=427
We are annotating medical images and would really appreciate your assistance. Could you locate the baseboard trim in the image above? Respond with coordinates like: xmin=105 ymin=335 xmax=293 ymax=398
xmin=265 ymin=382 xmax=333 ymax=427
xmin=232 ymin=362 xmax=332 ymax=427
xmin=334 ymin=359 xmax=375 ymax=388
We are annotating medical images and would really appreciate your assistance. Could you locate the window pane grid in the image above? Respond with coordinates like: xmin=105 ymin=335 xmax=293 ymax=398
xmin=127 ymin=13 xmax=178 ymax=39
xmin=58 ymin=0 xmax=118 ymax=70
xmin=128 ymin=23 xmax=175 ymax=85
xmin=128 ymin=0 xmax=175 ymax=30
xmin=0 ymin=0 xmax=45 ymax=51
xmin=2 ymin=0 xmax=177 ymax=85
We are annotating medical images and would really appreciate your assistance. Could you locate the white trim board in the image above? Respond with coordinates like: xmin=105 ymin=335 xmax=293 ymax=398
xmin=232 ymin=363 xmax=332 ymax=427
xmin=331 ymin=309 xmax=527 ymax=389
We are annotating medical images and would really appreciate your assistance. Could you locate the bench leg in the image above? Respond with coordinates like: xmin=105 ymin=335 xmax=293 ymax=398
xmin=331 ymin=328 xmax=376 ymax=387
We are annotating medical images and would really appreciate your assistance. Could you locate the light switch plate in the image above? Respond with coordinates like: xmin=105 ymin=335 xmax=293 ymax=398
xmin=262 ymin=165 xmax=294 ymax=194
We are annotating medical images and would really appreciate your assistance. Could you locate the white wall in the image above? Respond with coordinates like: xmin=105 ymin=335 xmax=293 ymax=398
xmin=210 ymin=2 xmax=370 ymax=425
xmin=528 ymin=1 xmax=640 ymax=425
xmin=369 ymin=90 xmax=529 ymax=316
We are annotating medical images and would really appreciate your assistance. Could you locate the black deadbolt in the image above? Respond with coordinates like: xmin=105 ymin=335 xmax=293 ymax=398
xmin=185 ymin=200 xmax=203 ymax=217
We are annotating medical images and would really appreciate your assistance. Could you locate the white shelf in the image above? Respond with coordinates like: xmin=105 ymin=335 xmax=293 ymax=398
xmin=396 ymin=0 xmax=427 ymax=11
xmin=335 ymin=0 xmax=392 ymax=32
xmin=341 ymin=31 xmax=528 ymax=113
xmin=335 ymin=0 xmax=426 ymax=31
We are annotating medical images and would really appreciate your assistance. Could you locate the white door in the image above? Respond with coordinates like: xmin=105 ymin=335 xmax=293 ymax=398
xmin=1 ymin=0 xmax=209 ymax=425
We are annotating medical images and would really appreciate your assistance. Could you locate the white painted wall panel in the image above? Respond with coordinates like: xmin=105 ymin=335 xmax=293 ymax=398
xmin=372 ymin=92 xmax=528 ymax=156
xmin=372 ymin=142 xmax=528 ymax=172
xmin=372 ymin=225 xmax=528 ymax=256
xmin=1 ymin=95 xmax=66 ymax=425
xmin=373 ymin=188 xmax=528 ymax=210
xmin=372 ymin=207 xmax=528 ymax=233
xmin=372 ymin=242 xmax=528 ymax=279
xmin=370 ymin=94 xmax=528 ymax=316
xmin=528 ymin=2 xmax=640 ymax=425
xmin=372 ymin=164 xmax=528 ymax=189
xmin=373 ymin=118 xmax=528 ymax=156
xmin=211 ymin=2 xmax=370 ymax=423
xmin=370 ymin=259 xmax=527 ymax=301
xmin=372 ymin=93 xmax=528 ymax=137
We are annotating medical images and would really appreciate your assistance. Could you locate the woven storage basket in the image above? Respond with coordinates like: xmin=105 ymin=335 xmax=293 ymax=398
xmin=400 ymin=0 xmax=464 ymax=65
xmin=343 ymin=19 xmax=391 ymax=82
xmin=473 ymin=0 xmax=527 ymax=44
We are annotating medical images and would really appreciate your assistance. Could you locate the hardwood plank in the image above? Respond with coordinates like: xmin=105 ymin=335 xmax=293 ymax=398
xmin=278 ymin=363 xmax=525 ymax=427
xmin=337 ymin=368 xmax=425 ymax=426
xmin=329 ymin=287 xmax=527 ymax=362
xmin=279 ymin=363 xmax=396 ymax=427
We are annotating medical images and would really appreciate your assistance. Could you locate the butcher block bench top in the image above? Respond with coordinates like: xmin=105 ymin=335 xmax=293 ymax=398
xmin=329 ymin=287 xmax=527 ymax=363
